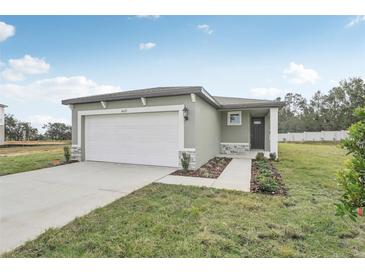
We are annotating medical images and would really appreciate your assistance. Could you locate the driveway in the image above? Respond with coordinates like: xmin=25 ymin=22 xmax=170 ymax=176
xmin=0 ymin=162 xmax=175 ymax=253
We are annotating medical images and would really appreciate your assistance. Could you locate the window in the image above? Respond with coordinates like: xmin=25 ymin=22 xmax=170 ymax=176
xmin=227 ymin=111 xmax=242 ymax=126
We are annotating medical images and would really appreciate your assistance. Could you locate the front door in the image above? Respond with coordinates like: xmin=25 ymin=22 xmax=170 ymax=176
xmin=251 ymin=117 xmax=265 ymax=149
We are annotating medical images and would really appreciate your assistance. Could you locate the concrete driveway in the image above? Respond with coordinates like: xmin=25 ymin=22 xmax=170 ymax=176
xmin=0 ymin=162 xmax=175 ymax=253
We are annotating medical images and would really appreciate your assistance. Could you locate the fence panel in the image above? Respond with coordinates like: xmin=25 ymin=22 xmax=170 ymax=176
xmin=279 ymin=130 xmax=348 ymax=142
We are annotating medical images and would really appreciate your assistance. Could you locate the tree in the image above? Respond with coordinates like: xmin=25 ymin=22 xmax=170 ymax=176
xmin=278 ymin=93 xmax=307 ymax=133
xmin=43 ymin=122 xmax=71 ymax=140
xmin=4 ymin=114 xmax=17 ymax=140
xmin=278 ymin=77 xmax=365 ymax=133
xmin=4 ymin=114 xmax=39 ymax=141
xmin=336 ymin=107 xmax=365 ymax=220
xmin=322 ymin=78 xmax=365 ymax=131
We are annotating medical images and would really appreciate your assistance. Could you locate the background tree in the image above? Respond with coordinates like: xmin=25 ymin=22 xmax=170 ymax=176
xmin=4 ymin=114 xmax=18 ymax=140
xmin=278 ymin=77 xmax=365 ymax=133
xmin=278 ymin=93 xmax=307 ymax=133
xmin=43 ymin=122 xmax=71 ymax=140
xmin=5 ymin=114 xmax=39 ymax=141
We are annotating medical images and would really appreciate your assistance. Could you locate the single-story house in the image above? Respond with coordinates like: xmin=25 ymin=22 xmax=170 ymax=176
xmin=62 ymin=86 xmax=284 ymax=169
xmin=0 ymin=104 xmax=7 ymax=145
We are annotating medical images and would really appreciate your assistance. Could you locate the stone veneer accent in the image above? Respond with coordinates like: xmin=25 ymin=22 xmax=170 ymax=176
xmin=71 ymin=145 xmax=82 ymax=161
xmin=179 ymin=149 xmax=196 ymax=170
xmin=220 ymin=143 xmax=250 ymax=154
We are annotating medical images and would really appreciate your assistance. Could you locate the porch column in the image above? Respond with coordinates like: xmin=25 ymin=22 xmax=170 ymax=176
xmin=270 ymin=108 xmax=278 ymax=156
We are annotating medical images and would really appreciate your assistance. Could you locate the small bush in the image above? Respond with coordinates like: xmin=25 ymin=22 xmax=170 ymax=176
xmin=269 ymin=152 xmax=277 ymax=161
xmin=181 ymin=152 xmax=191 ymax=173
xmin=253 ymin=155 xmax=284 ymax=195
xmin=336 ymin=106 xmax=365 ymax=220
xmin=255 ymin=152 xmax=265 ymax=161
xmin=63 ymin=146 xmax=71 ymax=163
xmin=259 ymin=177 xmax=278 ymax=193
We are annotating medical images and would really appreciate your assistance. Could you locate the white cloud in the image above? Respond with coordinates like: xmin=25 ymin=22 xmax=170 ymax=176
xmin=197 ymin=24 xmax=213 ymax=35
xmin=0 ymin=21 xmax=15 ymax=42
xmin=136 ymin=15 xmax=160 ymax=20
xmin=2 ymin=55 xmax=50 ymax=81
xmin=9 ymin=55 xmax=50 ymax=75
xmin=139 ymin=42 xmax=156 ymax=50
xmin=283 ymin=62 xmax=320 ymax=84
xmin=1 ymin=68 xmax=24 ymax=81
xmin=250 ymin=87 xmax=284 ymax=99
xmin=28 ymin=115 xmax=70 ymax=131
xmin=0 ymin=76 xmax=122 ymax=103
xmin=346 ymin=16 xmax=365 ymax=28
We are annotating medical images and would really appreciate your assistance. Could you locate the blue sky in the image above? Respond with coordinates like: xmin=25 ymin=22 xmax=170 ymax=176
xmin=0 ymin=16 xmax=364 ymax=130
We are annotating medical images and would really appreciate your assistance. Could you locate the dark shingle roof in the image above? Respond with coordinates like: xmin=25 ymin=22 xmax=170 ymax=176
xmin=62 ymin=86 xmax=284 ymax=109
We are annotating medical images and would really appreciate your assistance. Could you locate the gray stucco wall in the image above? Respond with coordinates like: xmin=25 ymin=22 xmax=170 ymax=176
xmin=71 ymin=95 xmax=196 ymax=161
xmin=265 ymin=113 xmax=270 ymax=151
xmin=220 ymin=111 xmax=250 ymax=143
xmin=194 ymin=96 xmax=221 ymax=167
xmin=0 ymin=125 xmax=4 ymax=145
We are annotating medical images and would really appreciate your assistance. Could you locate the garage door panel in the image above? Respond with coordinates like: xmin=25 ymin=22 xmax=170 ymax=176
xmin=85 ymin=112 xmax=179 ymax=167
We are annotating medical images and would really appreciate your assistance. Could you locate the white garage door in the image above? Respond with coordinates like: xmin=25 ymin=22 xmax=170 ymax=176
xmin=85 ymin=112 xmax=179 ymax=167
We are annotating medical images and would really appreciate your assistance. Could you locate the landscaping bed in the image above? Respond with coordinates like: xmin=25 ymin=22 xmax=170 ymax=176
xmin=251 ymin=158 xmax=286 ymax=195
xmin=171 ymin=157 xmax=232 ymax=178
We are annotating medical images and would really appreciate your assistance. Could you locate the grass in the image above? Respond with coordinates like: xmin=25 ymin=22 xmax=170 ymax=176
xmin=4 ymin=140 xmax=70 ymax=146
xmin=0 ymin=144 xmax=66 ymax=156
xmin=4 ymin=143 xmax=365 ymax=257
xmin=0 ymin=145 xmax=66 ymax=176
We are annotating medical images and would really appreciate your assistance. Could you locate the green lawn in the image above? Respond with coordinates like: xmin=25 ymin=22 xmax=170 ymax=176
xmin=0 ymin=146 xmax=65 ymax=176
xmin=4 ymin=143 xmax=365 ymax=257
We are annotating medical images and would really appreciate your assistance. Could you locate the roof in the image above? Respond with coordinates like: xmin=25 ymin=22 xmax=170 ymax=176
xmin=62 ymin=86 xmax=219 ymax=107
xmin=0 ymin=104 xmax=8 ymax=108
xmin=213 ymin=96 xmax=284 ymax=109
xmin=62 ymin=86 xmax=284 ymax=109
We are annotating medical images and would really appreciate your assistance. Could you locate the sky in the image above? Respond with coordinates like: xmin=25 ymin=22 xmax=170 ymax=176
xmin=0 ymin=15 xmax=364 ymax=130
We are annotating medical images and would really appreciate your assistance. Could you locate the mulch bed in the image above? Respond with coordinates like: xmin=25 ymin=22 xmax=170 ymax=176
xmin=250 ymin=159 xmax=286 ymax=195
xmin=171 ymin=157 xmax=232 ymax=179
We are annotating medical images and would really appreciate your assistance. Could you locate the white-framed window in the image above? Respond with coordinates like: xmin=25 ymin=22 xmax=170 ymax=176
xmin=227 ymin=111 xmax=242 ymax=126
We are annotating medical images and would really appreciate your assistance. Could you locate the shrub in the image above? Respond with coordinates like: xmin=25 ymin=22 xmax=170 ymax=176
xmin=259 ymin=177 xmax=278 ymax=193
xmin=269 ymin=152 xmax=277 ymax=161
xmin=63 ymin=146 xmax=71 ymax=163
xmin=181 ymin=152 xmax=191 ymax=173
xmin=255 ymin=152 xmax=265 ymax=161
xmin=336 ymin=107 xmax=365 ymax=220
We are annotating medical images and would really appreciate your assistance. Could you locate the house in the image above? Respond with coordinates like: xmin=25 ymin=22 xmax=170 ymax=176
xmin=62 ymin=86 xmax=284 ymax=169
xmin=0 ymin=104 xmax=7 ymax=145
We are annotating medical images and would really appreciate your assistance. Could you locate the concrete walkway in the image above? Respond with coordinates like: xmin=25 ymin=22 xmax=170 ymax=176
xmin=0 ymin=162 xmax=174 ymax=254
xmin=157 ymin=158 xmax=251 ymax=192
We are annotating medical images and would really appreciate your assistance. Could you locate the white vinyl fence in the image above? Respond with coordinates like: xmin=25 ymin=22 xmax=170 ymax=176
xmin=279 ymin=130 xmax=348 ymax=142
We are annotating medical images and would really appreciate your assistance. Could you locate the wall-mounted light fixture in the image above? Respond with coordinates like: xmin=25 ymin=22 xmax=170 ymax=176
xmin=183 ymin=106 xmax=189 ymax=121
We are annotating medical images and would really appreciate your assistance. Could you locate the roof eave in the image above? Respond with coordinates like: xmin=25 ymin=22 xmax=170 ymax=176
xmin=61 ymin=87 xmax=222 ymax=108
xmin=219 ymin=102 xmax=285 ymax=109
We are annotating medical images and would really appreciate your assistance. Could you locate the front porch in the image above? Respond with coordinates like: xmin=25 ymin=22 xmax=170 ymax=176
xmin=218 ymin=107 xmax=278 ymax=158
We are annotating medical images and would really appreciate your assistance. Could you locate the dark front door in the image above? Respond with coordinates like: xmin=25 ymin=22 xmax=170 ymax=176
xmin=251 ymin=117 xmax=265 ymax=149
